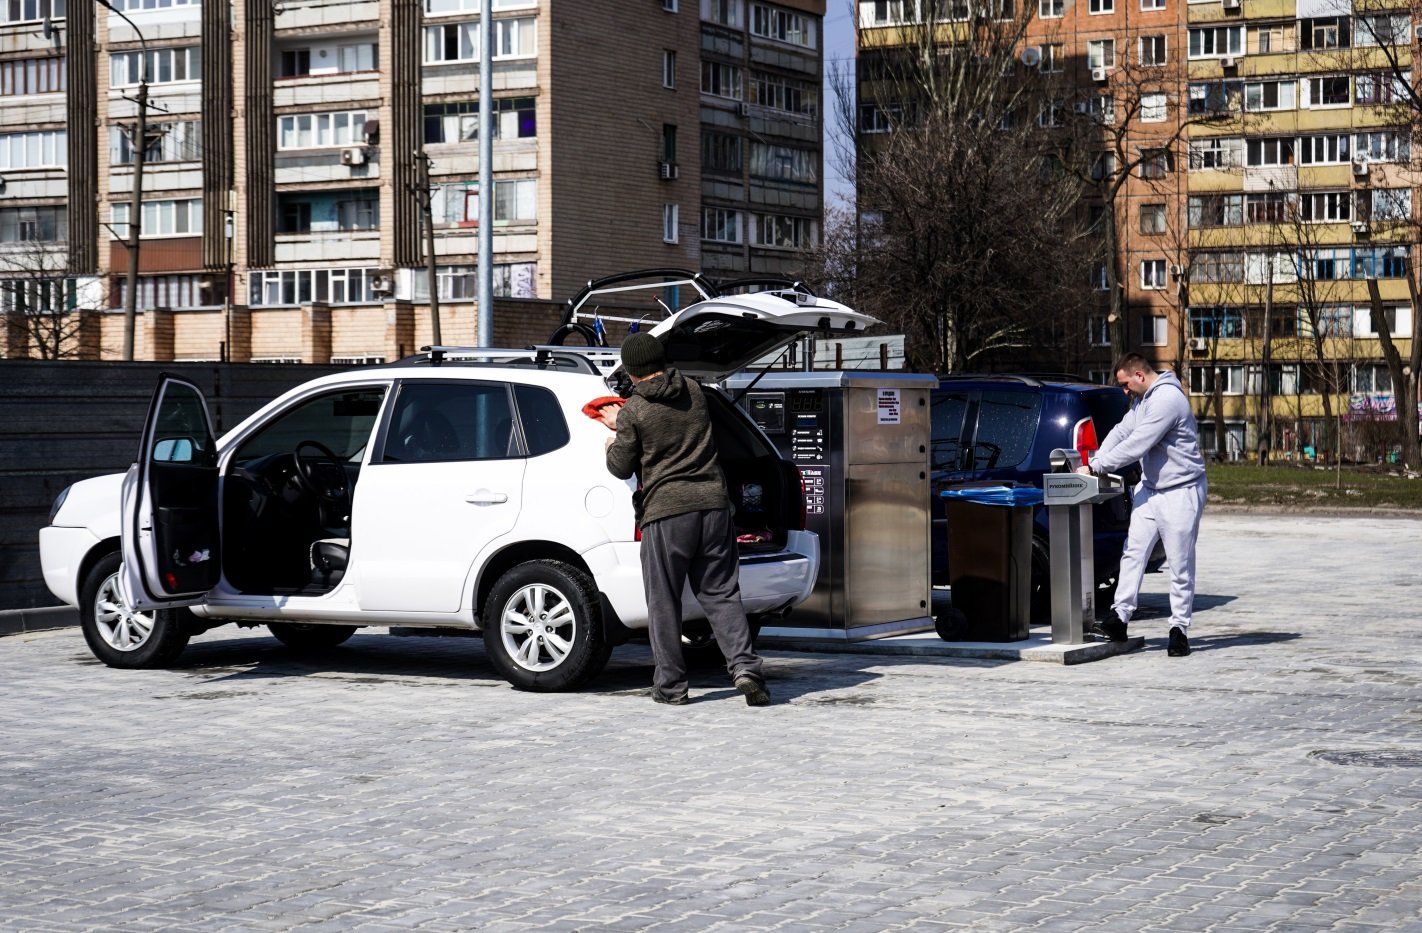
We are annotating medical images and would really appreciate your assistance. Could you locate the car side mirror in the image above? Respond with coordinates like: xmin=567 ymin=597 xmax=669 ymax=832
xmin=152 ymin=437 xmax=197 ymax=463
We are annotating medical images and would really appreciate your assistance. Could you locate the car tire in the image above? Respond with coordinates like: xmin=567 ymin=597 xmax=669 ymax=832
xmin=79 ymin=551 xmax=192 ymax=669
xmin=482 ymin=560 xmax=611 ymax=691
xmin=268 ymin=622 xmax=357 ymax=651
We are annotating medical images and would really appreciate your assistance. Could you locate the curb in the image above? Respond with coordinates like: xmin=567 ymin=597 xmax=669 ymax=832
xmin=0 ymin=606 xmax=79 ymax=638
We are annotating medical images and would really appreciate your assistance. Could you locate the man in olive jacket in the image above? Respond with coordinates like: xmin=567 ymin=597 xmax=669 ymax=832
xmin=603 ymin=332 xmax=770 ymax=706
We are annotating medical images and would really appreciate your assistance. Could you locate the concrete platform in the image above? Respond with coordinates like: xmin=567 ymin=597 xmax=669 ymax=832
xmin=757 ymin=628 xmax=1145 ymax=664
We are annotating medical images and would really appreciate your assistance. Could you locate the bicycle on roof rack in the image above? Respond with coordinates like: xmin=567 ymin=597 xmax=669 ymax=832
xmin=550 ymin=268 xmax=820 ymax=347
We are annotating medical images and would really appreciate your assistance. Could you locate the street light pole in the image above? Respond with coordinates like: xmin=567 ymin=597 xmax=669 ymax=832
xmin=98 ymin=0 xmax=149 ymax=361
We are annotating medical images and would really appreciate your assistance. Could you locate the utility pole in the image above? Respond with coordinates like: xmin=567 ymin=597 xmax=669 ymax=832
xmin=476 ymin=0 xmax=492 ymax=345
xmin=98 ymin=0 xmax=151 ymax=361
xmin=412 ymin=150 xmax=441 ymax=345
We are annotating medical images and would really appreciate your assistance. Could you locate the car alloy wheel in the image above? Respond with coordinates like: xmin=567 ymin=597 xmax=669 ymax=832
xmin=92 ymin=569 xmax=155 ymax=652
xmin=78 ymin=551 xmax=191 ymax=669
xmin=499 ymin=581 xmax=578 ymax=672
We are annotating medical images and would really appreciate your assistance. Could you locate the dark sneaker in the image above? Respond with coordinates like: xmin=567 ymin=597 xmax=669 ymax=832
xmin=1167 ymin=627 xmax=1191 ymax=657
xmin=653 ymin=692 xmax=690 ymax=705
xmin=1094 ymin=618 xmax=1128 ymax=642
xmin=734 ymin=674 xmax=771 ymax=707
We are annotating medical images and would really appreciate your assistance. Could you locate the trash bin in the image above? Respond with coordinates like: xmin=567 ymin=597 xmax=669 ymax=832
xmin=939 ymin=485 xmax=1043 ymax=642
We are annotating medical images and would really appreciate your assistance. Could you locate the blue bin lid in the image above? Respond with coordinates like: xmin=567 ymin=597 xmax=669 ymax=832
xmin=939 ymin=485 xmax=1045 ymax=506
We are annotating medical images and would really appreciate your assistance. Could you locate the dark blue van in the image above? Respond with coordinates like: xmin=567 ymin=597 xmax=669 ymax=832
xmin=931 ymin=374 xmax=1163 ymax=620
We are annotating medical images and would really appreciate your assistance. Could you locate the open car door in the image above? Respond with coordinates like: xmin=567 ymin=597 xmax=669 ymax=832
xmin=120 ymin=375 xmax=221 ymax=611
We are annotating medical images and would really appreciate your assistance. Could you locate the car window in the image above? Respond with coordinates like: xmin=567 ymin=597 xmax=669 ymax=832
xmin=1083 ymin=388 xmax=1129 ymax=439
xmin=383 ymin=382 xmax=515 ymax=463
xmin=514 ymin=384 xmax=570 ymax=457
xmin=152 ymin=382 xmax=215 ymax=466
xmin=235 ymin=388 xmax=387 ymax=462
xmin=930 ymin=390 xmax=972 ymax=471
xmin=968 ymin=390 xmax=1041 ymax=470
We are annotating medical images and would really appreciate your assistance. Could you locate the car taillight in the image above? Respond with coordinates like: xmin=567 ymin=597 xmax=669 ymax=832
xmin=1074 ymin=417 xmax=1099 ymax=467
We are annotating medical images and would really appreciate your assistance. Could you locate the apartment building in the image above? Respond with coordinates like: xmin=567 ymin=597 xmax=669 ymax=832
xmin=0 ymin=0 xmax=825 ymax=362
xmin=1184 ymin=0 xmax=1417 ymax=458
xmin=855 ymin=0 xmax=1418 ymax=459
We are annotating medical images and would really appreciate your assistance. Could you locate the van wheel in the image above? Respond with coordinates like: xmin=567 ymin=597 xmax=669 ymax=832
xmin=482 ymin=560 xmax=610 ymax=691
xmin=79 ymin=551 xmax=191 ymax=669
xmin=269 ymin=622 xmax=357 ymax=651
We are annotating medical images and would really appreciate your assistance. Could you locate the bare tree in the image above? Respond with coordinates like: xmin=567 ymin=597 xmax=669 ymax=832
xmin=0 ymin=241 xmax=93 ymax=360
xmin=814 ymin=5 xmax=1098 ymax=373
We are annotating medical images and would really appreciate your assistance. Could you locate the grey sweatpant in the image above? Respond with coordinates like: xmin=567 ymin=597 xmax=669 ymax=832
xmin=1113 ymin=478 xmax=1207 ymax=631
xmin=640 ymin=508 xmax=763 ymax=700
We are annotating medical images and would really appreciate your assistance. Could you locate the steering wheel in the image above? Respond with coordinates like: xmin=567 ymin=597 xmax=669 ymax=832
xmin=293 ymin=440 xmax=351 ymax=505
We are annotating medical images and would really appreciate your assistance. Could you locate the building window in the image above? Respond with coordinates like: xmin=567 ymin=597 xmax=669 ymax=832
xmin=1356 ymin=13 xmax=1409 ymax=47
xmin=111 ymin=120 xmax=202 ymax=164
xmin=279 ymin=48 xmax=311 ymax=77
xmin=1302 ymin=16 xmax=1349 ymax=50
xmin=426 ymin=0 xmax=537 ymax=12
xmin=111 ymin=198 xmax=204 ymax=239
xmin=1090 ymin=261 xmax=1109 ymax=289
xmin=0 ymin=206 xmax=67 ymax=242
xmin=749 ymin=72 xmax=818 ymax=117
xmin=1140 ymin=314 xmax=1168 ymax=344
xmin=663 ymin=204 xmax=679 ymax=243
xmin=1188 ymin=193 xmax=1244 ymax=228
xmin=1370 ymin=189 xmax=1411 ymax=222
xmin=1188 ymin=26 xmax=1242 ymax=58
xmin=1040 ymin=43 xmax=1063 ymax=73
xmin=662 ymin=124 xmax=677 ymax=164
xmin=1080 ymin=95 xmax=1114 ymax=125
xmin=1188 ymin=137 xmax=1241 ymax=170
xmin=424 ymin=17 xmax=535 ymax=63
xmin=1087 ymin=40 xmax=1115 ymax=70
xmin=663 ymin=0 xmax=678 ymax=10
xmin=1140 ymin=203 xmax=1166 ymax=234
xmin=1088 ymin=0 xmax=1113 ymax=13
xmin=1300 ymin=191 xmax=1350 ymax=223
xmin=0 ymin=56 xmax=65 ymax=96
xmin=1039 ymin=0 xmax=1063 ymax=16
xmin=277 ymin=200 xmax=312 ymax=234
xmin=423 ymin=98 xmax=536 ymax=144
xmin=754 ymin=213 xmax=816 ymax=249
xmin=701 ymin=60 xmax=744 ymax=99
xmin=1188 ymin=80 xmax=1241 ymax=115
xmin=703 ymin=0 xmax=741 ymax=26
xmin=701 ymin=135 xmax=742 ymax=182
xmin=1304 ymin=75 xmax=1351 ymax=108
xmin=1190 ymin=365 xmax=1244 ymax=395
xmin=249 ymin=268 xmax=377 ymax=306
xmin=1250 ymin=23 xmax=1296 ymax=53
xmin=1088 ymin=315 xmax=1110 ymax=346
xmin=1139 ymin=148 xmax=1170 ymax=178
xmin=1246 ymin=192 xmax=1290 ymax=223
xmin=1246 ymin=137 xmax=1294 ymax=166
xmin=749 ymin=141 xmax=816 ymax=184
xmin=428 ymin=179 xmax=537 ymax=226
xmin=110 ymin=275 xmax=223 ymax=312
xmin=702 ymin=207 xmax=743 ymax=243
xmin=1355 ymin=71 xmax=1411 ymax=106
xmin=1141 ymin=92 xmax=1167 ymax=122
xmin=109 ymin=47 xmax=202 ymax=87
xmin=278 ymin=111 xmax=369 ymax=150
xmin=1141 ymin=260 xmax=1167 ymax=290
xmin=1244 ymin=80 xmax=1296 ymax=112
xmin=1299 ymin=133 xmax=1350 ymax=165
xmin=1139 ymin=35 xmax=1166 ymax=66
xmin=1140 ymin=0 xmax=1163 ymax=9
xmin=1192 ymin=252 xmax=1246 ymax=283
xmin=663 ymin=49 xmax=676 ymax=88
xmin=1191 ymin=308 xmax=1245 ymax=339
xmin=1355 ymin=130 xmax=1409 ymax=162
xmin=750 ymin=3 xmax=815 ymax=47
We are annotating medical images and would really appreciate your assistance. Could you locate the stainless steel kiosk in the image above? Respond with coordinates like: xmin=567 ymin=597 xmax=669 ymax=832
xmin=727 ymin=371 xmax=937 ymax=640
xmin=1042 ymin=450 xmax=1124 ymax=645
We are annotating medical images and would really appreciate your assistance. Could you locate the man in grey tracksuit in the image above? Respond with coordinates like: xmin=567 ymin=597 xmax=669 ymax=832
xmin=604 ymin=332 xmax=771 ymax=705
xmin=1079 ymin=352 xmax=1207 ymax=657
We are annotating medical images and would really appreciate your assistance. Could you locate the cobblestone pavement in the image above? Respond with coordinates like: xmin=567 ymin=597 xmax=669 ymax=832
xmin=3 ymin=511 xmax=1422 ymax=932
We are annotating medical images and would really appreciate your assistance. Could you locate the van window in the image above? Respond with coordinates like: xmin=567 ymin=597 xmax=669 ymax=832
xmin=930 ymin=390 xmax=972 ymax=471
xmin=968 ymin=390 xmax=1040 ymax=469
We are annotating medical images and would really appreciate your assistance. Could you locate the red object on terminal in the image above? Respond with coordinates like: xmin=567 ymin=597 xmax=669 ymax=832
xmin=1074 ymin=417 xmax=1099 ymax=467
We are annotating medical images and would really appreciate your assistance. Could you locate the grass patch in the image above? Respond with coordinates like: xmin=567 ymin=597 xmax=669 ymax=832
xmin=1207 ymin=462 xmax=1422 ymax=511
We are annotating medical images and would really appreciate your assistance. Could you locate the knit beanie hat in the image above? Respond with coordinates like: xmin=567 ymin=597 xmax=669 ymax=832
xmin=620 ymin=332 xmax=666 ymax=377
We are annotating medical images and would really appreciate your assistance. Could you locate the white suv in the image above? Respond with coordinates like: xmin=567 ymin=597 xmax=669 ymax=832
xmin=39 ymin=288 xmax=875 ymax=691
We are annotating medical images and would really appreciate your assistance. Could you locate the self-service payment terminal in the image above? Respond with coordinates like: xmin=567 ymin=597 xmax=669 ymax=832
xmin=1042 ymin=450 xmax=1125 ymax=645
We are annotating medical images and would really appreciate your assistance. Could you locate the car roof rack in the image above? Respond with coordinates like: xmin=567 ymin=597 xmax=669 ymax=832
xmin=391 ymin=345 xmax=622 ymax=375
xmin=937 ymin=374 xmax=1045 ymax=387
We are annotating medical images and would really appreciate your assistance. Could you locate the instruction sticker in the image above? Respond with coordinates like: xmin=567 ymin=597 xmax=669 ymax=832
xmin=877 ymin=388 xmax=901 ymax=425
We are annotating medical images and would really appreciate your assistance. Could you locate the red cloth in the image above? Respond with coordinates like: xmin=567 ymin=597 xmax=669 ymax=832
xmin=582 ymin=396 xmax=624 ymax=428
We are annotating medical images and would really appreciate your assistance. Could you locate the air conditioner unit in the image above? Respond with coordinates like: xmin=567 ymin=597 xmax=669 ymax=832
xmin=737 ymin=102 xmax=750 ymax=117
xmin=340 ymin=147 xmax=365 ymax=166
xmin=1222 ymin=0 xmax=1240 ymax=9
xmin=658 ymin=161 xmax=679 ymax=180
xmin=1352 ymin=157 xmax=1370 ymax=176
xmin=1351 ymin=220 xmax=1371 ymax=235
xmin=1190 ymin=337 xmax=1209 ymax=352
xmin=369 ymin=274 xmax=393 ymax=293
xmin=1091 ymin=67 xmax=1108 ymax=82
xmin=1220 ymin=56 xmax=1239 ymax=69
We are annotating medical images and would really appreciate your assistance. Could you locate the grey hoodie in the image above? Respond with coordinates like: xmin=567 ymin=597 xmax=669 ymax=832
xmin=1092 ymin=370 xmax=1206 ymax=490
